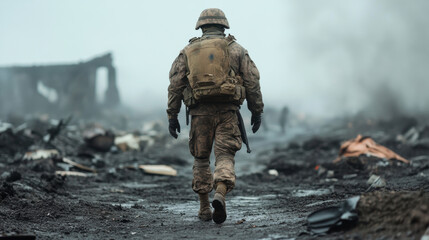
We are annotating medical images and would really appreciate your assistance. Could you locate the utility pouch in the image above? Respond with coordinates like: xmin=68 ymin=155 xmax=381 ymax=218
xmin=182 ymin=85 xmax=196 ymax=107
xmin=233 ymin=85 xmax=246 ymax=104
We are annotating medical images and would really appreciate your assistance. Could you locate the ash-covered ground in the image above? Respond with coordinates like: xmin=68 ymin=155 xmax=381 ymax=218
xmin=1 ymin=112 xmax=429 ymax=240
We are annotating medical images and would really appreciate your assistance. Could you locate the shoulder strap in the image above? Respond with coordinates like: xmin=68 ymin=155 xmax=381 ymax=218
xmin=226 ymin=34 xmax=236 ymax=45
xmin=188 ymin=37 xmax=200 ymax=44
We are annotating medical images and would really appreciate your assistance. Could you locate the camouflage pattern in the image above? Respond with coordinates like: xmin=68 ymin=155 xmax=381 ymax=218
xmin=189 ymin=111 xmax=242 ymax=194
xmin=195 ymin=8 xmax=230 ymax=30
xmin=167 ymin=29 xmax=264 ymax=196
xmin=167 ymin=34 xmax=264 ymax=119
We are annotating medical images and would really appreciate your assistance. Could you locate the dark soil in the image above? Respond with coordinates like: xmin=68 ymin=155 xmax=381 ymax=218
xmin=1 ymin=116 xmax=429 ymax=239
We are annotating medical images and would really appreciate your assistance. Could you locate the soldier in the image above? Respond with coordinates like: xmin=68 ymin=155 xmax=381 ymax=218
xmin=279 ymin=106 xmax=289 ymax=134
xmin=167 ymin=8 xmax=264 ymax=224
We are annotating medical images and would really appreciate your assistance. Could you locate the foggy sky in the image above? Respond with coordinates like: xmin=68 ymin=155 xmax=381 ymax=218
xmin=1 ymin=0 xmax=428 ymax=118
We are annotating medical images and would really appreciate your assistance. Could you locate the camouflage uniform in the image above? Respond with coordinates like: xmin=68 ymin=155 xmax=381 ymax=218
xmin=167 ymin=29 xmax=263 ymax=194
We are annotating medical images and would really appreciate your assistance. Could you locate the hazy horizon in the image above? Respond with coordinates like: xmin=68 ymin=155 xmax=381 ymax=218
xmin=1 ymin=0 xmax=428 ymax=118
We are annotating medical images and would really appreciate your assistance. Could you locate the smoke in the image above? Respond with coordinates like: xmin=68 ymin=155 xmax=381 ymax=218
xmin=281 ymin=0 xmax=429 ymax=118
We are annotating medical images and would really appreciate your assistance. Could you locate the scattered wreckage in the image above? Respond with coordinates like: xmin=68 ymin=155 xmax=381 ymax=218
xmin=0 ymin=117 xmax=177 ymax=179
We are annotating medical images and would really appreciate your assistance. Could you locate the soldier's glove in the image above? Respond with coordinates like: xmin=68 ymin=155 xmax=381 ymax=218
xmin=169 ymin=118 xmax=181 ymax=139
xmin=251 ymin=114 xmax=262 ymax=133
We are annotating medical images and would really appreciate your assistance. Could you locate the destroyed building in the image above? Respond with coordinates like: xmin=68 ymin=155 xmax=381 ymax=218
xmin=0 ymin=53 xmax=120 ymax=117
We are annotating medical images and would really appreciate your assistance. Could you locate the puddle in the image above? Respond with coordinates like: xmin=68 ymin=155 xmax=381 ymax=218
xmin=291 ymin=189 xmax=331 ymax=197
xmin=164 ymin=201 xmax=198 ymax=221
xmin=164 ymin=194 xmax=303 ymax=224
xmin=112 ymin=199 xmax=145 ymax=209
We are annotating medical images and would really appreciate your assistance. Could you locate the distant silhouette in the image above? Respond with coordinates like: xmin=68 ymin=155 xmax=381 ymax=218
xmin=279 ymin=106 xmax=289 ymax=134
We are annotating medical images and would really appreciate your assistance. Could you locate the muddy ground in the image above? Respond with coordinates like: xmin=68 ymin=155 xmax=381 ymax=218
xmin=1 ymin=114 xmax=429 ymax=239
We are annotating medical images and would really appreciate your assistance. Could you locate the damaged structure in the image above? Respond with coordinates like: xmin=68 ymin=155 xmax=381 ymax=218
xmin=0 ymin=53 xmax=120 ymax=117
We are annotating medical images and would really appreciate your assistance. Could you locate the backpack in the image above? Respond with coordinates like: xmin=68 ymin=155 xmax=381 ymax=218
xmin=182 ymin=37 xmax=246 ymax=107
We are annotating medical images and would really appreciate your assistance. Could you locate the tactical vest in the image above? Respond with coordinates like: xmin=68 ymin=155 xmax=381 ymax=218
xmin=182 ymin=37 xmax=246 ymax=107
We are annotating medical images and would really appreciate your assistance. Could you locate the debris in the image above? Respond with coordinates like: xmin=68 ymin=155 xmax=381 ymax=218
xmin=366 ymin=174 xmax=386 ymax=190
xmin=83 ymin=127 xmax=115 ymax=152
xmin=55 ymin=171 xmax=94 ymax=177
xmin=23 ymin=149 xmax=60 ymax=160
xmin=138 ymin=165 xmax=177 ymax=176
xmin=315 ymin=165 xmax=327 ymax=176
xmin=115 ymin=134 xmax=141 ymax=151
xmin=236 ymin=219 xmax=246 ymax=224
xmin=44 ymin=116 xmax=72 ymax=143
xmin=307 ymin=196 xmax=360 ymax=234
xmin=63 ymin=158 xmax=97 ymax=173
xmin=334 ymin=134 xmax=409 ymax=164
xmin=268 ymin=169 xmax=279 ymax=176
xmin=326 ymin=170 xmax=335 ymax=178
xmin=342 ymin=174 xmax=357 ymax=179
xmin=396 ymin=127 xmax=419 ymax=144
xmin=410 ymin=155 xmax=429 ymax=168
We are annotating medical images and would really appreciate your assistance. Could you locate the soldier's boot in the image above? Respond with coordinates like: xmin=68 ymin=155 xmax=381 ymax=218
xmin=212 ymin=182 xmax=227 ymax=224
xmin=198 ymin=193 xmax=212 ymax=221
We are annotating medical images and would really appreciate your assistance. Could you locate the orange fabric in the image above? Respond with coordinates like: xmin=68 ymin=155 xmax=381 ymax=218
xmin=334 ymin=134 xmax=409 ymax=164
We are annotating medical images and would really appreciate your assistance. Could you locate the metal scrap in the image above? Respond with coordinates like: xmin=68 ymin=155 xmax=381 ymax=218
xmin=62 ymin=158 xmax=96 ymax=173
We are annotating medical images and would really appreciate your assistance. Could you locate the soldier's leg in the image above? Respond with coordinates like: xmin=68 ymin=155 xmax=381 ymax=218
xmin=189 ymin=115 xmax=215 ymax=221
xmin=212 ymin=111 xmax=242 ymax=224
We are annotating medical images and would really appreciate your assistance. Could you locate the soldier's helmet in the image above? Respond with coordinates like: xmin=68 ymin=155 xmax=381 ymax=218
xmin=195 ymin=8 xmax=230 ymax=30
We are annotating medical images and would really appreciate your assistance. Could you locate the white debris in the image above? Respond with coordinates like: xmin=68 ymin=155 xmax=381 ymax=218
xmin=139 ymin=165 xmax=177 ymax=176
xmin=326 ymin=170 xmax=335 ymax=178
xmin=23 ymin=149 xmax=60 ymax=160
xmin=268 ymin=169 xmax=279 ymax=177
xmin=115 ymin=134 xmax=141 ymax=151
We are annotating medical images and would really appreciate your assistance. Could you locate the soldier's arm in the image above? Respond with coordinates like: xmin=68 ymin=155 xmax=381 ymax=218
xmin=167 ymin=52 xmax=188 ymax=119
xmin=240 ymin=50 xmax=264 ymax=115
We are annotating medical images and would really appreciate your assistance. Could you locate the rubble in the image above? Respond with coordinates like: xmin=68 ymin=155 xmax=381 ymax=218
xmin=366 ymin=174 xmax=387 ymax=189
xmin=62 ymin=158 xmax=96 ymax=173
xmin=83 ymin=127 xmax=115 ymax=152
xmin=23 ymin=149 xmax=60 ymax=160
xmin=114 ymin=134 xmax=141 ymax=151
xmin=1 ymin=113 xmax=429 ymax=239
